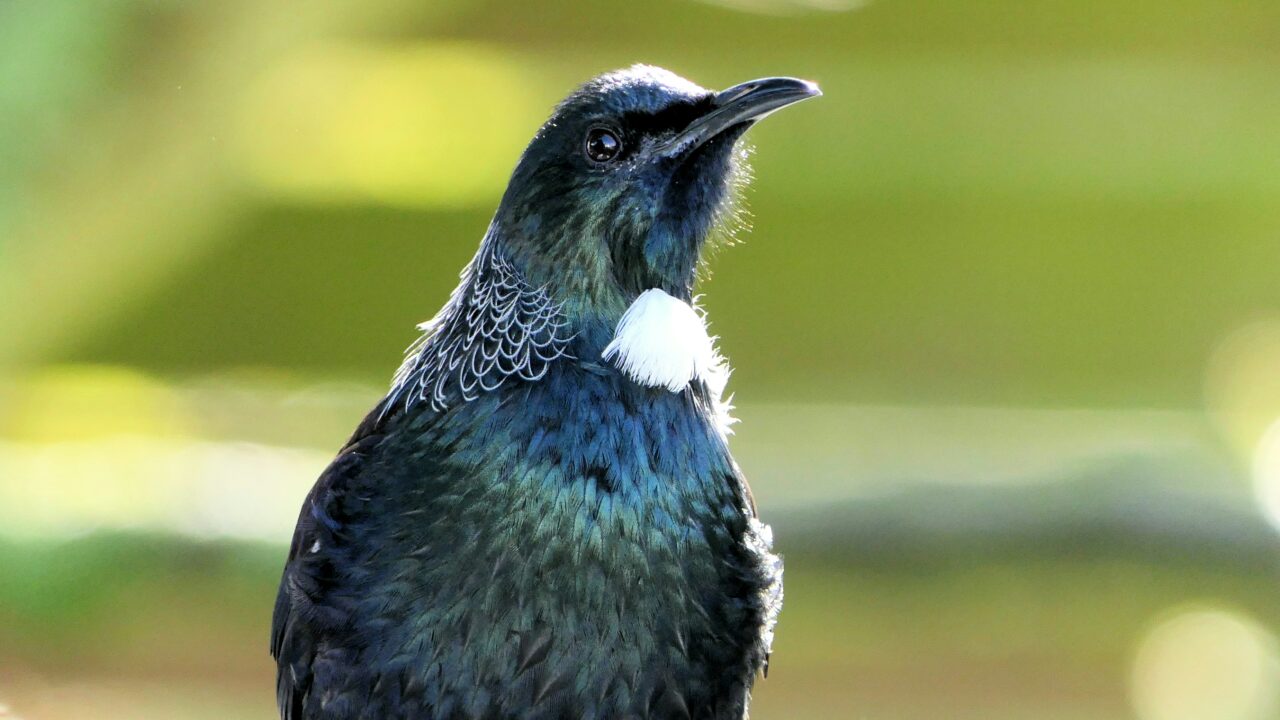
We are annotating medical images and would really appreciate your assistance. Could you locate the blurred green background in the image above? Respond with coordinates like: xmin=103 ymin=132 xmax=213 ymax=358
xmin=3 ymin=1 xmax=1280 ymax=718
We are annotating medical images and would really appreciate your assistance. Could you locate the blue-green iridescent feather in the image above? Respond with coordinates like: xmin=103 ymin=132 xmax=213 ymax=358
xmin=272 ymin=65 xmax=799 ymax=720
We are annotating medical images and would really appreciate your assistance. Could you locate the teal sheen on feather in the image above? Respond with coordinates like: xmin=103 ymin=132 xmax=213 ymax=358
xmin=272 ymin=65 xmax=819 ymax=720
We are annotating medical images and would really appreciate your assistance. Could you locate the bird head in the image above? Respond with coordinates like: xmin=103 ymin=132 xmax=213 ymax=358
xmin=493 ymin=65 xmax=819 ymax=315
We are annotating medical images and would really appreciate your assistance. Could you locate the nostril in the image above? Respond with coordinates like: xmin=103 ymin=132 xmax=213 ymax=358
xmin=715 ymin=83 xmax=758 ymax=105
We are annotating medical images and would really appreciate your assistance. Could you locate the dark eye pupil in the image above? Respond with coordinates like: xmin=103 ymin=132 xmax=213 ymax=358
xmin=586 ymin=129 xmax=621 ymax=162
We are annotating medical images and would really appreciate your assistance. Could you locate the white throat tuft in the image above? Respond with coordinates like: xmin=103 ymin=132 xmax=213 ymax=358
xmin=603 ymin=289 xmax=722 ymax=393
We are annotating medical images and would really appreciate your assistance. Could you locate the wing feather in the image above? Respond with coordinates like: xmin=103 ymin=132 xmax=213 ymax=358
xmin=271 ymin=408 xmax=388 ymax=719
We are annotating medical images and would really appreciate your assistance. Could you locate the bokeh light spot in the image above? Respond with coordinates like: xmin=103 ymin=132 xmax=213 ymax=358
xmin=1130 ymin=605 xmax=1280 ymax=720
xmin=1250 ymin=417 xmax=1280 ymax=532
xmin=1206 ymin=319 xmax=1280 ymax=462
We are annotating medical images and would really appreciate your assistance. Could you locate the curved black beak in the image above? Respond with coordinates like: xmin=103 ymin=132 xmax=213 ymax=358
xmin=659 ymin=76 xmax=820 ymax=158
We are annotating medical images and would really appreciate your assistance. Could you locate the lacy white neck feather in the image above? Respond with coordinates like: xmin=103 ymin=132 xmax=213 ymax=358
xmin=385 ymin=241 xmax=734 ymax=435
xmin=386 ymin=237 xmax=573 ymax=413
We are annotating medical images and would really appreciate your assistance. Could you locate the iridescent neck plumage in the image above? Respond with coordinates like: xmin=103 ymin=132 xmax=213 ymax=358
xmin=385 ymin=224 xmax=733 ymax=430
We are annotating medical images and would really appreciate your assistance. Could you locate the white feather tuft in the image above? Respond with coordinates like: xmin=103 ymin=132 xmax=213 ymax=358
xmin=746 ymin=517 xmax=783 ymax=654
xmin=603 ymin=289 xmax=721 ymax=393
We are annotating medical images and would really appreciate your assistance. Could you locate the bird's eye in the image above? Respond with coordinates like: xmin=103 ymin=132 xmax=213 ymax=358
xmin=584 ymin=127 xmax=622 ymax=163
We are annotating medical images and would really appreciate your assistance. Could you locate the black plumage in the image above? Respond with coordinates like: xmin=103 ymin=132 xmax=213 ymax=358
xmin=272 ymin=65 xmax=818 ymax=719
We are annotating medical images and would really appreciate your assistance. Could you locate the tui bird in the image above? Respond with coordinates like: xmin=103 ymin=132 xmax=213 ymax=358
xmin=272 ymin=65 xmax=819 ymax=720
